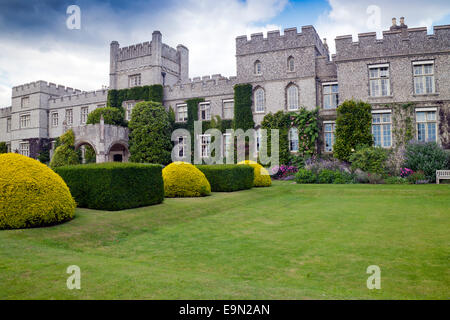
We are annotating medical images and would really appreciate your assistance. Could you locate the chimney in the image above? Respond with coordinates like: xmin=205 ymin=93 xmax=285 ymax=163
xmin=323 ymin=38 xmax=329 ymax=52
xmin=392 ymin=17 xmax=397 ymax=27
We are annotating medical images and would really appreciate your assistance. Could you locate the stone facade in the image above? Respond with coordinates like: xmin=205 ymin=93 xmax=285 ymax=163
xmin=0 ymin=18 xmax=449 ymax=161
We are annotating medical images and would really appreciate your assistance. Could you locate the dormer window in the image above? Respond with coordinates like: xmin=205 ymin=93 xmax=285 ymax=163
xmin=287 ymin=56 xmax=295 ymax=72
xmin=254 ymin=60 xmax=262 ymax=75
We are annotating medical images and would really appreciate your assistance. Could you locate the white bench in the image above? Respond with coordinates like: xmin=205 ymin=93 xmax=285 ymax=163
xmin=436 ymin=170 xmax=450 ymax=184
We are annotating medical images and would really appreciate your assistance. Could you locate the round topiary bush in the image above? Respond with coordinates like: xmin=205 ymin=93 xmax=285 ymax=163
xmin=238 ymin=160 xmax=272 ymax=187
xmin=163 ymin=162 xmax=211 ymax=197
xmin=0 ymin=153 xmax=76 ymax=230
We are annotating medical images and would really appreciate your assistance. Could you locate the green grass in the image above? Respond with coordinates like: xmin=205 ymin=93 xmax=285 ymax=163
xmin=1 ymin=181 xmax=449 ymax=299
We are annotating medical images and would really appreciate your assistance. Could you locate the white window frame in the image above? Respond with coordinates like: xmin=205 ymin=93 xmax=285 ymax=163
xmin=128 ymin=74 xmax=141 ymax=88
xmin=51 ymin=112 xmax=59 ymax=127
xmin=80 ymin=107 xmax=89 ymax=125
xmin=199 ymin=134 xmax=211 ymax=158
xmin=19 ymin=142 xmax=29 ymax=157
xmin=323 ymin=82 xmax=339 ymax=109
xmin=324 ymin=121 xmax=335 ymax=152
xmin=289 ymin=127 xmax=299 ymax=152
xmin=199 ymin=102 xmax=211 ymax=121
xmin=222 ymin=99 xmax=234 ymax=119
xmin=65 ymin=109 xmax=73 ymax=125
xmin=415 ymin=108 xmax=437 ymax=142
xmin=223 ymin=133 xmax=231 ymax=159
xmin=254 ymin=60 xmax=262 ymax=75
xmin=413 ymin=61 xmax=435 ymax=94
xmin=372 ymin=111 xmax=392 ymax=148
xmin=125 ymin=102 xmax=134 ymax=121
xmin=369 ymin=64 xmax=390 ymax=97
xmin=20 ymin=113 xmax=31 ymax=128
xmin=287 ymin=85 xmax=299 ymax=111
xmin=177 ymin=135 xmax=187 ymax=158
xmin=176 ymin=103 xmax=188 ymax=123
xmin=254 ymin=88 xmax=265 ymax=113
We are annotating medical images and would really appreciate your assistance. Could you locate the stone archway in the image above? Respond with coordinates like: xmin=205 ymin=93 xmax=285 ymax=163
xmin=74 ymin=140 xmax=97 ymax=164
xmin=106 ymin=141 xmax=130 ymax=162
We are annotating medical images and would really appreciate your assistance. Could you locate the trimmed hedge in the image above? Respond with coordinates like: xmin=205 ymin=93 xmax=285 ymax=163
xmin=196 ymin=164 xmax=254 ymax=192
xmin=163 ymin=162 xmax=211 ymax=197
xmin=54 ymin=162 xmax=164 ymax=211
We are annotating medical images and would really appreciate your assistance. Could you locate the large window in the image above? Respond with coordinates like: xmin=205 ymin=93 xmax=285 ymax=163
xmin=372 ymin=112 xmax=392 ymax=147
xmin=51 ymin=112 xmax=58 ymax=127
xmin=176 ymin=104 xmax=188 ymax=122
xmin=222 ymin=100 xmax=234 ymax=119
xmin=323 ymin=83 xmax=339 ymax=109
xmin=199 ymin=134 xmax=211 ymax=158
xmin=413 ymin=61 xmax=435 ymax=94
xmin=177 ymin=136 xmax=187 ymax=158
xmin=80 ymin=107 xmax=89 ymax=124
xmin=324 ymin=122 xmax=335 ymax=152
xmin=20 ymin=113 xmax=31 ymax=128
xmin=19 ymin=142 xmax=29 ymax=157
xmin=287 ymin=85 xmax=299 ymax=111
xmin=223 ymin=133 xmax=231 ymax=159
xmin=6 ymin=117 xmax=11 ymax=132
xmin=125 ymin=102 xmax=134 ymax=121
xmin=416 ymin=109 xmax=437 ymax=142
xmin=254 ymin=60 xmax=262 ymax=75
xmin=65 ymin=109 xmax=73 ymax=125
xmin=369 ymin=64 xmax=390 ymax=97
xmin=21 ymin=96 xmax=30 ymax=108
xmin=289 ymin=127 xmax=299 ymax=152
xmin=128 ymin=74 xmax=141 ymax=87
xmin=200 ymin=102 xmax=211 ymax=121
xmin=254 ymin=88 xmax=265 ymax=113
xmin=287 ymin=56 xmax=295 ymax=72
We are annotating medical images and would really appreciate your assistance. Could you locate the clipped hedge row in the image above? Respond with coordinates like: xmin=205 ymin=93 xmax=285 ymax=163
xmin=196 ymin=164 xmax=254 ymax=192
xmin=54 ymin=162 xmax=164 ymax=211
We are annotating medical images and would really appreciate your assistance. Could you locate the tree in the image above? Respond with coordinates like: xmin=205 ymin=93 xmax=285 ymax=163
xmin=128 ymin=101 xmax=172 ymax=165
xmin=50 ymin=130 xmax=81 ymax=168
xmin=0 ymin=142 xmax=7 ymax=153
xmin=334 ymin=99 xmax=373 ymax=161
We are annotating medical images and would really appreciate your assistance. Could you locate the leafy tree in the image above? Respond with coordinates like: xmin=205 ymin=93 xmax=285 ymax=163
xmin=128 ymin=101 xmax=172 ymax=165
xmin=334 ymin=99 xmax=373 ymax=161
xmin=50 ymin=130 xmax=81 ymax=168
xmin=349 ymin=146 xmax=389 ymax=174
xmin=404 ymin=141 xmax=449 ymax=181
xmin=86 ymin=107 xmax=126 ymax=126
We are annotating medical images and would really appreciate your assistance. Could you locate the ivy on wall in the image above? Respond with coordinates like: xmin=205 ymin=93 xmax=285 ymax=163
xmin=391 ymin=102 xmax=415 ymax=148
xmin=334 ymin=99 xmax=373 ymax=161
xmin=233 ymin=84 xmax=255 ymax=131
xmin=261 ymin=108 xmax=319 ymax=165
xmin=107 ymin=84 xmax=164 ymax=108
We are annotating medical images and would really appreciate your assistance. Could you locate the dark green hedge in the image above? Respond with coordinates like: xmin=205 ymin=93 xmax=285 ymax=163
xmin=107 ymin=85 xmax=164 ymax=108
xmin=196 ymin=164 xmax=254 ymax=192
xmin=54 ymin=162 xmax=164 ymax=211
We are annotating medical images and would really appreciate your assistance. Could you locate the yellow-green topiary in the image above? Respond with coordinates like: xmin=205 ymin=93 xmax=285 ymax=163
xmin=0 ymin=153 xmax=76 ymax=229
xmin=238 ymin=160 xmax=272 ymax=187
xmin=163 ymin=162 xmax=211 ymax=197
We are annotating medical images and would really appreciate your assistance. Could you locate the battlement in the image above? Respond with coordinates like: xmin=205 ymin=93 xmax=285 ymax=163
xmin=0 ymin=106 xmax=12 ymax=118
xmin=164 ymin=74 xmax=237 ymax=101
xmin=335 ymin=24 xmax=450 ymax=61
xmin=49 ymin=89 xmax=108 ymax=105
xmin=117 ymin=41 xmax=152 ymax=61
xmin=236 ymin=25 xmax=328 ymax=57
xmin=162 ymin=44 xmax=178 ymax=62
xmin=12 ymin=80 xmax=84 ymax=98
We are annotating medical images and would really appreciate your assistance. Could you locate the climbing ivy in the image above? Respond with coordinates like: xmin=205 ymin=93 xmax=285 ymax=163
xmin=107 ymin=84 xmax=164 ymax=108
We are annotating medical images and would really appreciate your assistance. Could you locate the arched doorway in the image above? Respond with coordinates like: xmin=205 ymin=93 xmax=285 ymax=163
xmin=107 ymin=142 xmax=129 ymax=162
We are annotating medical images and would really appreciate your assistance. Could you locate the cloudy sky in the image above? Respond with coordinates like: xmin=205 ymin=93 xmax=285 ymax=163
xmin=0 ymin=0 xmax=449 ymax=106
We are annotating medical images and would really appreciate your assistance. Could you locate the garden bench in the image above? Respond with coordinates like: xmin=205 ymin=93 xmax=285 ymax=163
xmin=436 ymin=170 xmax=450 ymax=184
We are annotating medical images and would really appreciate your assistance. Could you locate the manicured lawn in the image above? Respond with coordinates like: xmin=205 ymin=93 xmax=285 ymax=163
xmin=0 ymin=181 xmax=449 ymax=299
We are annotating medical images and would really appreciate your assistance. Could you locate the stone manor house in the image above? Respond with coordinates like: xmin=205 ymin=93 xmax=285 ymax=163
xmin=0 ymin=17 xmax=449 ymax=162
